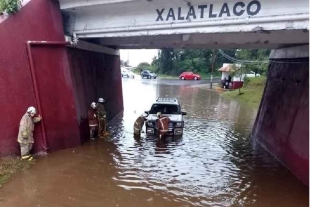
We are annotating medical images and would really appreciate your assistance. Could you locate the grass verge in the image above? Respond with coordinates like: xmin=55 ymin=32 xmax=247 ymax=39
xmin=157 ymin=74 xmax=179 ymax=79
xmin=221 ymin=77 xmax=267 ymax=108
xmin=0 ymin=156 xmax=32 ymax=187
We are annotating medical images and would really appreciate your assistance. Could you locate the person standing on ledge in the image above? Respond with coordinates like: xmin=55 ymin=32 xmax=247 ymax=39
xmin=17 ymin=106 xmax=42 ymax=161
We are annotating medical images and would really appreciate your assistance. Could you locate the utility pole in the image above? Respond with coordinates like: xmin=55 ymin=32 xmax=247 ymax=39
xmin=210 ymin=50 xmax=217 ymax=89
xmin=127 ymin=50 xmax=129 ymax=67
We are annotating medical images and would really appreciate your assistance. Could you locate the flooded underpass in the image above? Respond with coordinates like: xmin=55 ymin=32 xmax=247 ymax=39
xmin=0 ymin=79 xmax=308 ymax=207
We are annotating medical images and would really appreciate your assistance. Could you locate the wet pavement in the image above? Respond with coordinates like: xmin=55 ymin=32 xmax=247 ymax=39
xmin=0 ymin=78 xmax=308 ymax=207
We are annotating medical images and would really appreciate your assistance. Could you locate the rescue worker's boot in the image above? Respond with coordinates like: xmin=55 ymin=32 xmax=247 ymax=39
xmin=21 ymin=155 xmax=31 ymax=160
xmin=28 ymin=156 xmax=34 ymax=161
xmin=104 ymin=131 xmax=110 ymax=137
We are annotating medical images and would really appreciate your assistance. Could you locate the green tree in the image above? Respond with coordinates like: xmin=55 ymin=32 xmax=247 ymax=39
xmin=0 ymin=0 xmax=22 ymax=14
xmin=159 ymin=49 xmax=174 ymax=74
xmin=139 ymin=48 xmax=268 ymax=78
xmin=236 ymin=49 xmax=270 ymax=75
xmin=120 ymin=60 xmax=130 ymax=67
xmin=136 ymin=62 xmax=151 ymax=73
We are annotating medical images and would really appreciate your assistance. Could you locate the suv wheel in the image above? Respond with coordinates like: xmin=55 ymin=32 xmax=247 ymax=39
xmin=181 ymin=76 xmax=185 ymax=80
xmin=194 ymin=77 xmax=198 ymax=80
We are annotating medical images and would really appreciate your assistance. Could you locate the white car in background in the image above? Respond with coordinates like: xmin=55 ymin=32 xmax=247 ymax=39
xmin=245 ymin=71 xmax=261 ymax=78
xmin=121 ymin=68 xmax=135 ymax=78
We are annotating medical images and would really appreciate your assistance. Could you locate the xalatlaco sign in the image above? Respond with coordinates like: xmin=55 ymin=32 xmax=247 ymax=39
xmin=155 ymin=0 xmax=261 ymax=21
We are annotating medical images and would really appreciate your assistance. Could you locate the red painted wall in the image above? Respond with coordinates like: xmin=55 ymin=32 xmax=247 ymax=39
xmin=31 ymin=46 xmax=80 ymax=151
xmin=253 ymin=57 xmax=309 ymax=185
xmin=0 ymin=0 xmax=124 ymax=155
xmin=0 ymin=0 xmax=80 ymax=155
xmin=66 ymin=48 xmax=123 ymax=143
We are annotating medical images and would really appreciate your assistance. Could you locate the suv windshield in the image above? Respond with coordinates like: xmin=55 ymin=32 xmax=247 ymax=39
xmin=150 ymin=104 xmax=181 ymax=114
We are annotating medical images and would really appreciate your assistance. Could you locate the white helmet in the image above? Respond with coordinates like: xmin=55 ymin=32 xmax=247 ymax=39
xmin=91 ymin=102 xmax=96 ymax=109
xmin=27 ymin=106 xmax=36 ymax=114
xmin=98 ymin=98 xmax=105 ymax=103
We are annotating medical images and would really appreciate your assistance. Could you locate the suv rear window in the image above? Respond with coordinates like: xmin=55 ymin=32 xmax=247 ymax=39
xmin=150 ymin=104 xmax=181 ymax=114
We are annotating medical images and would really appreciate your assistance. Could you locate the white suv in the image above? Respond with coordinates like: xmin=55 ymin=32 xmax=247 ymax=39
xmin=121 ymin=68 xmax=135 ymax=78
xmin=144 ymin=97 xmax=186 ymax=136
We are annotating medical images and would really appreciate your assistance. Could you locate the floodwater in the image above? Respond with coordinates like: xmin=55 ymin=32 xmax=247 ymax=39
xmin=0 ymin=79 xmax=308 ymax=207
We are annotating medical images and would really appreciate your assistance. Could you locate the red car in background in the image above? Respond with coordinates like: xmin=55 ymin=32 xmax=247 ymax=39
xmin=179 ymin=72 xmax=201 ymax=80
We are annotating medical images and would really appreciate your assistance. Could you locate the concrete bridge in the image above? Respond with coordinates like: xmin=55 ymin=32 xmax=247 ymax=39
xmin=60 ymin=0 xmax=308 ymax=49
xmin=0 ymin=0 xmax=308 ymax=185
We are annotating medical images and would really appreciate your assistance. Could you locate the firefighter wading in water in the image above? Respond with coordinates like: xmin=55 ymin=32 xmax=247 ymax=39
xmin=156 ymin=112 xmax=170 ymax=139
xmin=17 ymin=106 xmax=42 ymax=161
xmin=96 ymin=98 xmax=108 ymax=138
xmin=133 ymin=113 xmax=148 ymax=136
xmin=88 ymin=102 xmax=98 ymax=140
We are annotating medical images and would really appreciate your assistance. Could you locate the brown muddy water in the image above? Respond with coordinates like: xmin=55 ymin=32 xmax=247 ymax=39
xmin=0 ymin=79 xmax=308 ymax=207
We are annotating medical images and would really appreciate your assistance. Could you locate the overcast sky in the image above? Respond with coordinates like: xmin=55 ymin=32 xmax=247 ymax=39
xmin=120 ymin=49 xmax=158 ymax=67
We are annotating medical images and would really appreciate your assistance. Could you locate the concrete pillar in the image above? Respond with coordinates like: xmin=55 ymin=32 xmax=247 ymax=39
xmin=252 ymin=45 xmax=309 ymax=185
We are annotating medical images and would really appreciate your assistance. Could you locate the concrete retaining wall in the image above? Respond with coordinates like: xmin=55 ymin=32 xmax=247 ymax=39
xmin=0 ymin=0 xmax=80 ymax=155
xmin=66 ymin=48 xmax=123 ymax=144
xmin=253 ymin=45 xmax=309 ymax=185
xmin=0 ymin=0 xmax=123 ymax=156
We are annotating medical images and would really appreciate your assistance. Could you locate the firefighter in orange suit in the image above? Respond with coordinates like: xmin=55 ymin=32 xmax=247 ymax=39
xmin=88 ymin=102 xmax=98 ymax=140
xmin=156 ymin=112 xmax=170 ymax=139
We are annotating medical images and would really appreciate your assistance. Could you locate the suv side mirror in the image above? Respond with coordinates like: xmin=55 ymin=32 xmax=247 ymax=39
xmin=144 ymin=111 xmax=149 ymax=114
xmin=181 ymin=111 xmax=187 ymax=115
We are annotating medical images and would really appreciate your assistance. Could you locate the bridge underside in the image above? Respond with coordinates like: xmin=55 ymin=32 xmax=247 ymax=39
xmin=61 ymin=0 xmax=309 ymax=49
xmin=84 ymin=30 xmax=308 ymax=49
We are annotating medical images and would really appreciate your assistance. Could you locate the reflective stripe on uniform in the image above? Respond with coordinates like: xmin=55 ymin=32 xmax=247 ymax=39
xmin=159 ymin=118 xmax=168 ymax=131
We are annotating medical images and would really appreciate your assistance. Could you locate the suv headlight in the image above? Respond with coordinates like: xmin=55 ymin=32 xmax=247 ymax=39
xmin=175 ymin=122 xmax=184 ymax=127
xmin=147 ymin=121 xmax=154 ymax=127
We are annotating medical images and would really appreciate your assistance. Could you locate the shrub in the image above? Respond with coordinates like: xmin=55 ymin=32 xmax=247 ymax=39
xmin=0 ymin=0 xmax=22 ymax=15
